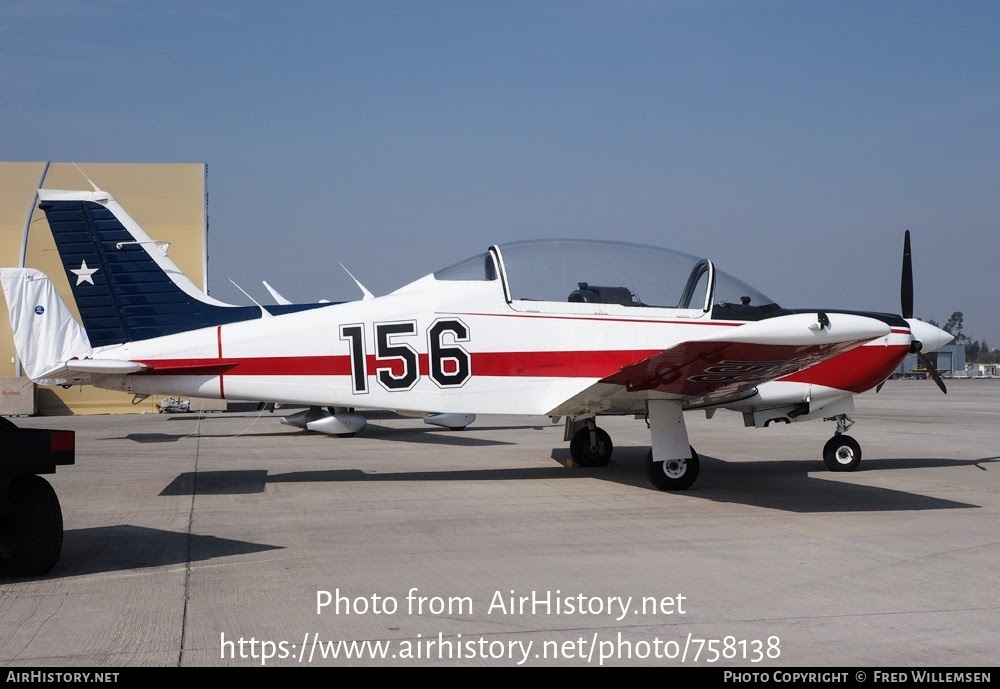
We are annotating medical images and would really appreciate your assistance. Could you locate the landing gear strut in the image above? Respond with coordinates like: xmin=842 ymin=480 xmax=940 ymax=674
xmin=569 ymin=420 xmax=613 ymax=467
xmin=823 ymin=415 xmax=861 ymax=472
xmin=645 ymin=399 xmax=700 ymax=491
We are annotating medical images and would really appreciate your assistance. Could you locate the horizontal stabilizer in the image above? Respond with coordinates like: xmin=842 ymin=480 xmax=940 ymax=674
xmin=65 ymin=359 xmax=145 ymax=374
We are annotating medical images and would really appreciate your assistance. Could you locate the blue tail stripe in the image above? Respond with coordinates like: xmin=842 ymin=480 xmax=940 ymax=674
xmin=39 ymin=199 xmax=337 ymax=347
xmin=40 ymin=200 xmax=264 ymax=346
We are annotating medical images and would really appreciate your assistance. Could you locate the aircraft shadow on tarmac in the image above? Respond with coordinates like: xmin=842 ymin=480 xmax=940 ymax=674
xmin=590 ymin=448 xmax=993 ymax=512
xmin=339 ymin=426 xmax=520 ymax=447
xmin=123 ymin=431 xmax=324 ymax=443
xmin=158 ymin=449 xmax=993 ymax=513
xmin=0 ymin=525 xmax=282 ymax=580
xmin=126 ymin=430 xmax=516 ymax=447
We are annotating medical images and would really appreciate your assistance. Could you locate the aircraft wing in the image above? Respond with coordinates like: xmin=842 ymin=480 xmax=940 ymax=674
xmin=547 ymin=312 xmax=889 ymax=417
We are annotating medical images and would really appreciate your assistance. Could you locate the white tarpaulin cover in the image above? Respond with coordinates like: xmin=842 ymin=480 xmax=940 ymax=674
xmin=0 ymin=268 xmax=92 ymax=384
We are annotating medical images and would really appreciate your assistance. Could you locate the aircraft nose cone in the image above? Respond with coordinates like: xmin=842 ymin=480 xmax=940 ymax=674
xmin=906 ymin=319 xmax=954 ymax=353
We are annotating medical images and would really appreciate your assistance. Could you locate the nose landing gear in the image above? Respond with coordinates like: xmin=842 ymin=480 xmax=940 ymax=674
xmin=823 ymin=415 xmax=862 ymax=472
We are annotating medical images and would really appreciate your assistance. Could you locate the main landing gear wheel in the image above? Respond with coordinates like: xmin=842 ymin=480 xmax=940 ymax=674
xmin=569 ymin=426 xmax=614 ymax=467
xmin=646 ymin=446 xmax=700 ymax=491
xmin=823 ymin=435 xmax=861 ymax=472
xmin=0 ymin=475 xmax=64 ymax=576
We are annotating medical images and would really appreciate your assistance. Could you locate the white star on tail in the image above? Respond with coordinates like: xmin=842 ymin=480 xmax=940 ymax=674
xmin=71 ymin=260 xmax=99 ymax=286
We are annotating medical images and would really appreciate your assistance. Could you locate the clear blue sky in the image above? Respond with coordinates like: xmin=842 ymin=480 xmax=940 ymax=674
xmin=3 ymin=1 xmax=998 ymax=344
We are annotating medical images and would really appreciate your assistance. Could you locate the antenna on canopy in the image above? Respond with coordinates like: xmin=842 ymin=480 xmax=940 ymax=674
xmin=262 ymin=280 xmax=292 ymax=305
xmin=229 ymin=279 xmax=273 ymax=318
xmin=339 ymin=262 xmax=375 ymax=300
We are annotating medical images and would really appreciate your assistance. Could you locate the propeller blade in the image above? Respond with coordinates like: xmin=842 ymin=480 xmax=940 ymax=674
xmin=916 ymin=350 xmax=947 ymax=394
xmin=898 ymin=233 xmax=945 ymax=393
xmin=876 ymin=380 xmax=886 ymax=393
xmin=901 ymin=230 xmax=913 ymax=319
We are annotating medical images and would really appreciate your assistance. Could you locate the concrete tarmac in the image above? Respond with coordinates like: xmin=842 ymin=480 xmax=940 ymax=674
xmin=1 ymin=380 xmax=997 ymax=667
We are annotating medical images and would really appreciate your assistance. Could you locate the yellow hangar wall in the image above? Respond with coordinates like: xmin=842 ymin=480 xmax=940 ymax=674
xmin=0 ymin=162 xmax=208 ymax=415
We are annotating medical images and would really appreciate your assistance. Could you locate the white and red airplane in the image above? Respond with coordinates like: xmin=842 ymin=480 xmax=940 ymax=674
xmin=1 ymin=188 xmax=952 ymax=491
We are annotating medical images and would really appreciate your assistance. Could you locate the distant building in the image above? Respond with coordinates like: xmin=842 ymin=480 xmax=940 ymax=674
xmin=0 ymin=161 xmax=208 ymax=414
xmin=895 ymin=343 xmax=966 ymax=377
xmin=972 ymin=363 xmax=999 ymax=377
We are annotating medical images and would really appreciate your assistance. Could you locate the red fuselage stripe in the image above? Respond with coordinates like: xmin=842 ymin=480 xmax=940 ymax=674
xmin=137 ymin=350 xmax=663 ymax=378
xmin=217 ymin=326 xmax=225 ymax=398
xmin=136 ymin=343 xmax=911 ymax=394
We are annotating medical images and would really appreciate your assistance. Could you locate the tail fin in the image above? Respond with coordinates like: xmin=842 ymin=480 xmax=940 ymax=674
xmin=36 ymin=189 xmax=330 ymax=347
xmin=0 ymin=269 xmax=92 ymax=384
xmin=37 ymin=189 xmax=263 ymax=347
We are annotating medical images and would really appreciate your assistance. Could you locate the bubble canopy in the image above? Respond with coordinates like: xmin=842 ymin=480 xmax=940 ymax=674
xmin=433 ymin=239 xmax=778 ymax=312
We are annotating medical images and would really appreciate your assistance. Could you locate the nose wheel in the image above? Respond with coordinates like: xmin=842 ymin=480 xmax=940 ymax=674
xmin=823 ymin=434 xmax=861 ymax=472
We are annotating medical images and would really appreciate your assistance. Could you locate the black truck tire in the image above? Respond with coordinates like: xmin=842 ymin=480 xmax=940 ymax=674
xmin=1 ymin=475 xmax=64 ymax=576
